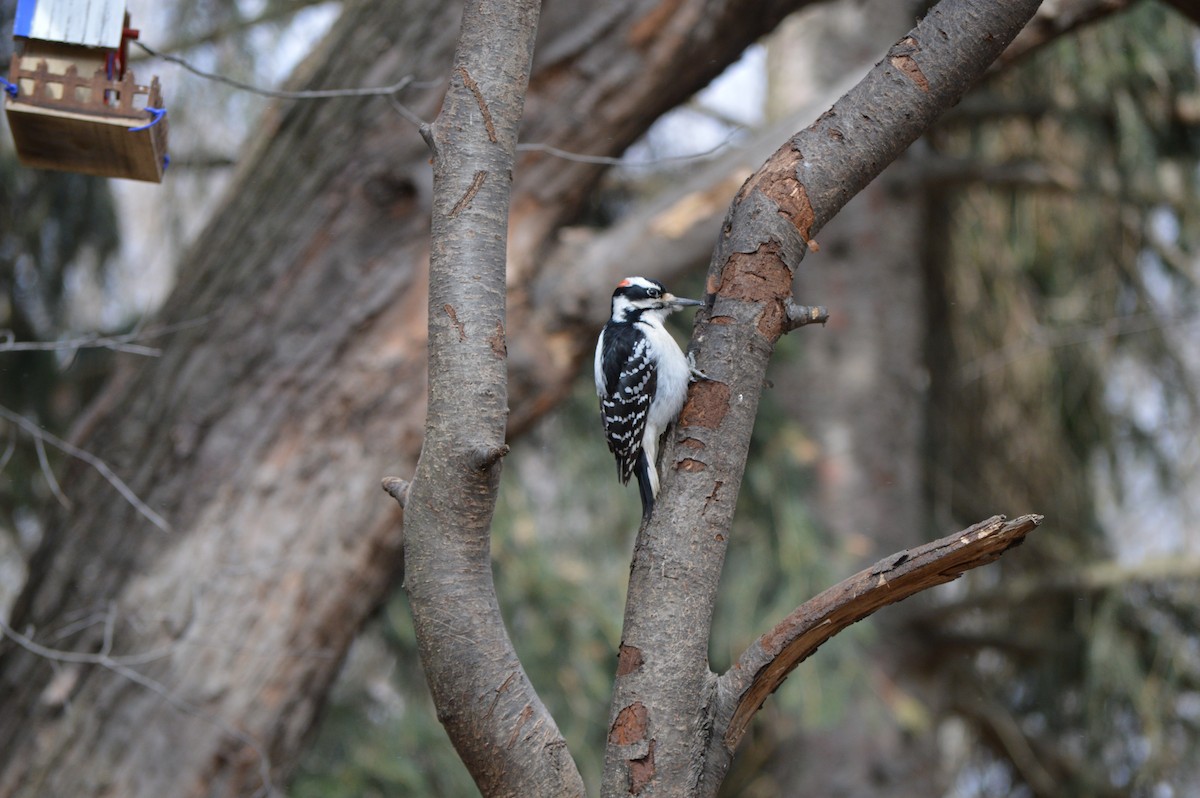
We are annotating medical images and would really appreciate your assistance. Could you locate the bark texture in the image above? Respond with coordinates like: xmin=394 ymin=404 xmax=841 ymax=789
xmin=602 ymin=1 xmax=1045 ymax=795
xmin=0 ymin=0 xmax=822 ymax=794
xmin=396 ymin=0 xmax=586 ymax=795
xmin=758 ymin=5 xmax=944 ymax=792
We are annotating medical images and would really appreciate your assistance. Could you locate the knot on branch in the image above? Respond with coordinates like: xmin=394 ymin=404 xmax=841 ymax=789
xmin=381 ymin=476 xmax=411 ymax=508
xmin=470 ymin=444 xmax=510 ymax=472
xmin=783 ymin=298 xmax=830 ymax=332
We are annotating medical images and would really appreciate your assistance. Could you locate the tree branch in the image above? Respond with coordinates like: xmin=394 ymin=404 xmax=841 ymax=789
xmin=712 ymin=515 xmax=1042 ymax=761
xmin=399 ymin=1 xmax=585 ymax=796
xmin=603 ymin=1 xmax=1046 ymax=795
xmin=782 ymin=298 xmax=830 ymax=331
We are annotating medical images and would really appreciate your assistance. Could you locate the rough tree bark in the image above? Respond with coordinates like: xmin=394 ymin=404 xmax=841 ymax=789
xmin=602 ymin=1 xmax=1045 ymax=795
xmin=0 ymin=0 xmax=826 ymax=795
xmin=394 ymin=0 xmax=587 ymax=795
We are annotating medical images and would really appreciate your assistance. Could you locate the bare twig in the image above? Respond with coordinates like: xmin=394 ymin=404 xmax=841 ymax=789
xmin=0 ymin=612 xmax=274 ymax=797
xmin=32 ymin=433 xmax=70 ymax=510
xmin=0 ymin=425 xmax=14 ymax=471
xmin=0 ymin=316 xmax=212 ymax=357
xmin=386 ymin=93 xmax=429 ymax=128
xmin=516 ymin=129 xmax=742 ymax=167
xmin=712 ymin=515 xmax=1042 ymax=758
xmin=0 ymin=404 xmax=170 ymax=532
xmin=782 ymin=299 xmax=830 ymax=332
xmin=380 ymin=476 xmax=411 ymax=508
xmin=957 ymin=311 xmax=1200 ymax=385
xmin=0 ymin=329 xmax=160 ymax=356
xmin=0 ymin=614 xmax=174 ymax=667
xmin=133 ymin=40 xmax=417 ymax=100
xmin=964 ymin=685 xmax=1060 ymax=796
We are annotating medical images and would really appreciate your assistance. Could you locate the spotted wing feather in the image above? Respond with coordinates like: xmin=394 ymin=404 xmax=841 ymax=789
xmin=598 ymin=323 xmax=658 ymax=485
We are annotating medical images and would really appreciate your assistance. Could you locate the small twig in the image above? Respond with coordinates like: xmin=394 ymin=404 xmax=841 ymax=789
xmin=782 ymin=299 xmax=830 ymax=332
xmin=0 ymin=316 xmax=212 ymax=357
xmin=0 ymin=612 xmax=274 ymax=796
xmin=32 ymin=433 xmax=70 ymax=510
xmin=387 ymin=93 xmax=429 ymax=128
xmin=0 ymin=329 xmax=160 ymax=356
xmin=381 ymin=476 xmax=411 ymax=508
xmin=100 ymin=601 xmax=117 ymax=658
xmin=0 ymin=612 xmax=173 ymax=667
xmin=958 ymin=685 xmax=1059 ymax=796
xmin=137 ymin=34 xmax=748 ymax=174
xmin=0 ymin=424 xmax=15 ymax=471
xmin=957 ymin=311 xmax=1200 ymax=386
xmin=134 ymin=40 xmax=416 ymax=100
xmin=0 ymin=404 xmax=170 ymax=532
xmin=470 ymin=443 xmax=510 ymax=471
xmin=515 ymin=129 xmax=741 ymax=167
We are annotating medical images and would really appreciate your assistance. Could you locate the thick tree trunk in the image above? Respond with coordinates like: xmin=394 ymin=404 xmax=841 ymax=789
xmin=0 ymin=0 xmax=819 ymax=794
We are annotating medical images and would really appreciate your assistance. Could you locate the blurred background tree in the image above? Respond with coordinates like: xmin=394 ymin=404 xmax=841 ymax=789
xmin=2 ymin=0 xmax=1199 ymax=795
xmin=299 ymin=2 xmax=1200 ymax=795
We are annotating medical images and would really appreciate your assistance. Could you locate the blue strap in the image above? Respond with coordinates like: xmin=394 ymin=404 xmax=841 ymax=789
xmin=130 ymin=106 xmax=166 ymax=132
xmin=1 ymin=78 xmax=17 ymax=99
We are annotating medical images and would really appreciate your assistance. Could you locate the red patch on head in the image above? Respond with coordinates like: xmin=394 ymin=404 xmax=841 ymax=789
xmin=618 ymin=278 xmax=632 ymax=288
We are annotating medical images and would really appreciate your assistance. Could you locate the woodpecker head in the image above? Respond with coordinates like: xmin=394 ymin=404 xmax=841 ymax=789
xmin=609 ymin=276 xmax=702 ymax=324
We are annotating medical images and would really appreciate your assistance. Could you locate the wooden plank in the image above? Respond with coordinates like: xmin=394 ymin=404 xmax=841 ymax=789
xmin=4 ymin=101 xmax=166 ymax=182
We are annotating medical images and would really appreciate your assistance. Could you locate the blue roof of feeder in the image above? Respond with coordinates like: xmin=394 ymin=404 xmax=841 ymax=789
xmin=14 ymin=0 xmax=126 ymax=49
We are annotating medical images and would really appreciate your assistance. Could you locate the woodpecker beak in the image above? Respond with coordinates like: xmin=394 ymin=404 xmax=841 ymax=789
xmin=664 ymin=293 xmax=702 ymax=308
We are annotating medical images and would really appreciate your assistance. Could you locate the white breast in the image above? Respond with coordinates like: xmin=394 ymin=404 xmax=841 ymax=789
xmin=638 ymin=317 xmax=690 ymax=432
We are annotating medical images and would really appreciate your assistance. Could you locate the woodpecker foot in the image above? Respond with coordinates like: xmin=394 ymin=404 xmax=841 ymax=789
xmin=687 ymin=351 xmax=710 ymax=382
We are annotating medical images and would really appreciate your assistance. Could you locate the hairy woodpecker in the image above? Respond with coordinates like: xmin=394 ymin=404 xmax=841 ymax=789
xmin=595 ymin=276 xmax=702 ymax=520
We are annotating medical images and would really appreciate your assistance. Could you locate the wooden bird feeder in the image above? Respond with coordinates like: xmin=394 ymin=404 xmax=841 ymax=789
xmin=4 ymin=0 xmax=168 ymax=182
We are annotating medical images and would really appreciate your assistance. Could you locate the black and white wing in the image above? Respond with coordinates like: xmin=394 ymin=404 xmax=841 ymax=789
xmin=596 ymin=323 xmax=657 ymax=485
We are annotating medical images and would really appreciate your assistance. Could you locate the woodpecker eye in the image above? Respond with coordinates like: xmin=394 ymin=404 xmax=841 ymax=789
xmin=647 ymin=287 xmax=661 ymax=298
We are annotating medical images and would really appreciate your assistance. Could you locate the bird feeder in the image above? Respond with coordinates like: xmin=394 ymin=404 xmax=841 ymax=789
xmin=4 ymin=0 xmax=168 ymax=182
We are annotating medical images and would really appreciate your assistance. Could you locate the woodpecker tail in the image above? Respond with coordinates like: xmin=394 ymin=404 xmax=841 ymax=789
xmin=634 ymin=449 xmax=655 ymax=521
